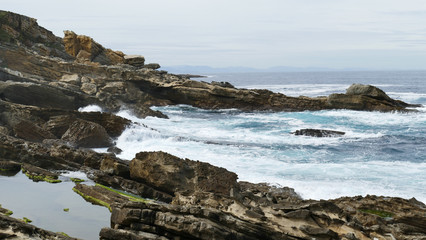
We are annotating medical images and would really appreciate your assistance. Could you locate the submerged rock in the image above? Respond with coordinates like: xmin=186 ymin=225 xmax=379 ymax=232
xmin=292 ymin=128 xmax=345 ymax=137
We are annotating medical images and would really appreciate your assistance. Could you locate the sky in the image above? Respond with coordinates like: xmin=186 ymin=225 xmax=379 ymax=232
xmin=2 ymin=0 xmax=426 ymax=70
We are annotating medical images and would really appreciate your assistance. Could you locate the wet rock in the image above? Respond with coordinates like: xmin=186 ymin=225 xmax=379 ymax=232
xmin=0 ymin=212 xmax=77 ymax=239
xmin=21 ymin=163 xmax=61 ymax=183
xmin=61 ymin=119 xmax=112 ymax=148
xmin=107 ymin=146 xmax=123 ymax=155
xmin=130 ymin=151 xmax=238 ymax=196
xmin=292 ymin=128 xmax=345 ymax=137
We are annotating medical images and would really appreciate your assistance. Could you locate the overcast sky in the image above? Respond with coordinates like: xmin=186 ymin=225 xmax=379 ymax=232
xmin=2 ymin=0 xmax=426 ymax=70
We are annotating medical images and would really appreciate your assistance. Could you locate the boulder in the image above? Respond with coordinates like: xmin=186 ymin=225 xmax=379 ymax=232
xmin=61 ymin=119 xmax=112 ymax=148
xmin=59 ymin=74 xmax=81 ymax=85
xmin=346 ymin=84 xmax=392 ymax=101
xmin=143 ymin=63 xmax=160 ymax=70
xmin=292 ymin=128 xmax=345 ymax=137
xmin=124 ymin=55 xmax=145 ymax=68
xmin=129 ymin=151 xmax=238 ymax=196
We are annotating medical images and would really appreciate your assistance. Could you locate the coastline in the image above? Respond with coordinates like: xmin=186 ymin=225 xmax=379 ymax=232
xmin=1 ymin=10 xmax=425 ymax=240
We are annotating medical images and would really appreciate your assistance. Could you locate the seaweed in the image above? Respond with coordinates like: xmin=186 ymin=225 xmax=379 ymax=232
xmin=359 ymin=208 xmax=394 ymax=218
xmin=95 ymin=183 xmax=148 ymax=203
xmin=72 ymin=187 xmax=112 ymax=212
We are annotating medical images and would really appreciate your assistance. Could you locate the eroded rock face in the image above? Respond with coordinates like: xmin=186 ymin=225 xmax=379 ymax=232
xmin=130 ymin=151 xmax=238 ymax=196
xmin=63 ymin=30 xmax=125 ymax=65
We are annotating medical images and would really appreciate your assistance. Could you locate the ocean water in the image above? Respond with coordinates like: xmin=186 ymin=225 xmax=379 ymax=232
xmin=107 ymin=71 xmax=426 ymax=203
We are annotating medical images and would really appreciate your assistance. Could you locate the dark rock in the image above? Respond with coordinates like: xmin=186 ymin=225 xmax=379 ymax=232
xmin=293 ymin=128 xmax=345 ymax=137
xmin=130 ymin=151 xmax=238 ymax=196
xmin=0 ymin=81 xmax=78 ymax=110
xmin=21 ymin=163 xmax=61 ymax=183
xmin=299 ymin=225 xmax=339 ymax=239
xmin=107 ymin=146 xmax=123 ymax=155
xmin=0 ymin=160 xmax=21 ymax=171
xmin=143 ymin=63 xmax=161 ymax=70
xmin=211 ymin=81 xmax=235 ymax=88
xmin=61 ymin=119 xmax=112 ymax=148
xmin=100 ymin=156 xmax=130 ymax=178
xmin=13 ymin=119 xmax=56 ymax=142
xmin=346 ymin=84 xmax=392 ymax=101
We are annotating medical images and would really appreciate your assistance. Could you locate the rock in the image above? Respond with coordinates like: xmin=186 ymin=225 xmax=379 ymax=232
xmin=61 ymin=119 xmax=112 ymax=148
xmin=143 ymin=63 xmax=160 ymax=70
xmin=21 ymin=163 xmax=61 ymax=183
xmin=130 ymin=151 xmax=238 ymax=196
xmin=100 ymin=156 xmax=130 ymax=178
xmin=0 ymin=10 xmax=71 ymax=59
xmin=346 ymin=84 xmax=392 ymax=101
xmin=107 ymin=146 xmax=123 ymax=155
xmin=124 ymin=55 xmax=145 ymax=67
xmin=106 ymin=202 xmax=287 ymax=240
xmin=63 ymin=30 xmax=124 ymax=65
xmin=0 ymin=81 xmax=78 ymax=110
xmin=299 ymin=225 xmax=339 ymax=239
xmin=80 ymin=82 xmax=97 ymax=95
xmin=13 ymin=120 xmax=56 ymax=142
xmin=292 ymin=128 xmax=345 ymax=137
xmin=93 ymin=170 xmax=173 ymax=202
xmin=59 ymin=74 xmax=81 ymax=85
xmin=211 ymin=81 xmax=235 ymax=88
xmin=0 ymin=212 xmax=77 ymax=239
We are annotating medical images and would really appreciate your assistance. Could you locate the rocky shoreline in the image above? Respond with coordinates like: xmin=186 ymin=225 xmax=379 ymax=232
xmin=1 ymin=10 xmax=425 ymax=240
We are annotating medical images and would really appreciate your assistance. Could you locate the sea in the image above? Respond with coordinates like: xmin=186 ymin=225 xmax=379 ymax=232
xmin=108 ymin=71 xmax=426 ymax=204
xmin=1 ymin=71 xmax=425 ymax=239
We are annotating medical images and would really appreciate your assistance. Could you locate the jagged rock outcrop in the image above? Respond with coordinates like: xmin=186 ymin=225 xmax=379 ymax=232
xmin=63 ymin=30 xmax=125 ymax=65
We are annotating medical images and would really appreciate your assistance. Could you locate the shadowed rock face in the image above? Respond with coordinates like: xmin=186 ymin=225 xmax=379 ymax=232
xmin=1 ymin=10 xmax=425 ymax=240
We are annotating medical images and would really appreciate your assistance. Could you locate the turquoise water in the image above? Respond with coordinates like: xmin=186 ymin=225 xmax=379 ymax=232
xmin=112 ymin=71 xmax=426 ymax=203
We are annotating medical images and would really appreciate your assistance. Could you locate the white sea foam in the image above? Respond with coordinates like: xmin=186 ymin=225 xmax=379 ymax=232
xmin=78 ymin=105 xmax=103 ymax=112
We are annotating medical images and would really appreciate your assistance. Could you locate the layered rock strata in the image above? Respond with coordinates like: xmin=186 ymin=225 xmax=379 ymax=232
xmin=0 ymin=10 xmax=425 ymax=240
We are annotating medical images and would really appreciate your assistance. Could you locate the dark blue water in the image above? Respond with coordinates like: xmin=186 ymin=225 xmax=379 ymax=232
xmin=99 ymin=71 xmax=426 ymax=203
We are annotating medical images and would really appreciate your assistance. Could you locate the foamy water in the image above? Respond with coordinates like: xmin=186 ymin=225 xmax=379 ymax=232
xmin=99 ymin=71 xmax=426 ymax=203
